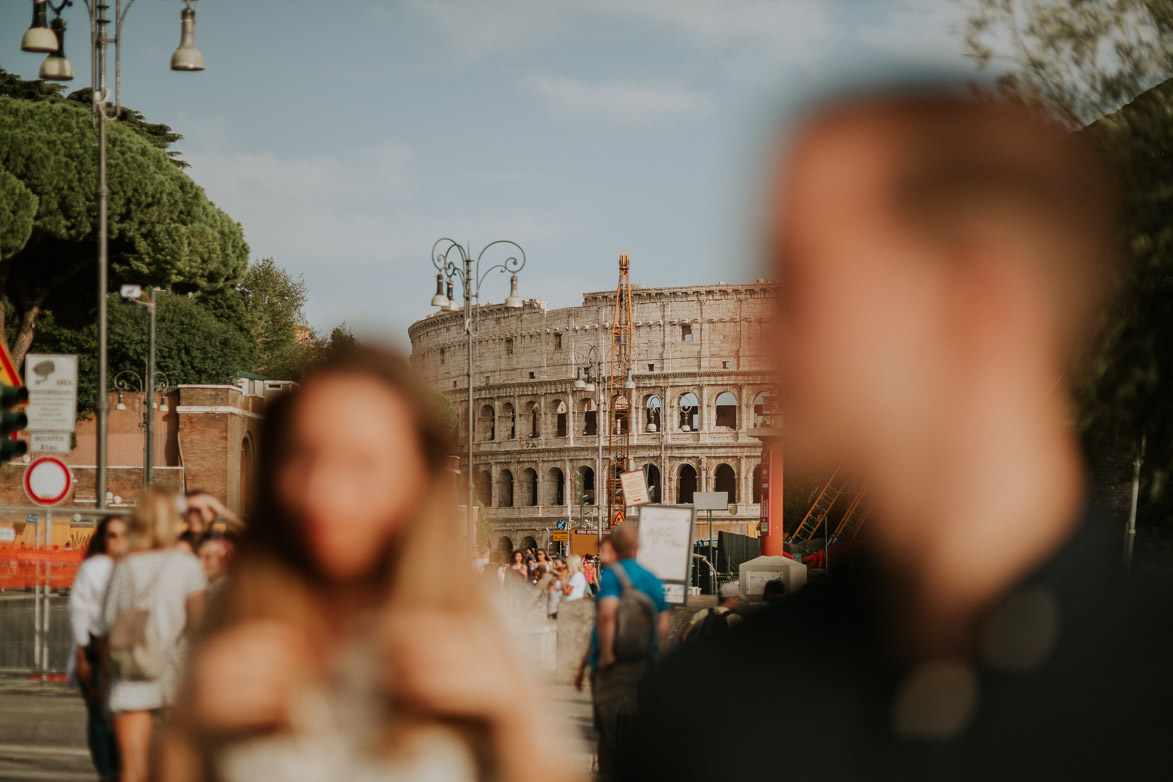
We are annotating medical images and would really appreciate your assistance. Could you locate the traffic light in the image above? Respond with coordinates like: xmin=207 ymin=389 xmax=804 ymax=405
xmin=0 ymin=384 xmax=29 ymax=464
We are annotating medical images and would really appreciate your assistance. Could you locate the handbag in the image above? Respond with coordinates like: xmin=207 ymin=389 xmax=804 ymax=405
xmin=108 ymin=556 xmax=170 ymax=681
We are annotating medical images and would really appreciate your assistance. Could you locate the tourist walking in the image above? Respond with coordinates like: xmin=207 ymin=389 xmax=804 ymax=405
xmin=68 ymin=515 xmax=128 ymax=782
xmin=99 ymin=489 xmax=206 ymax=782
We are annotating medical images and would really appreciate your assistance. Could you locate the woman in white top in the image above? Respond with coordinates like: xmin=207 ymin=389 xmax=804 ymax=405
xmin=99 ymin=489 xmax=206 ymax=782
xmin=161 ymin=347 xmax=576 ymax=782
xmin=68 ymin=515 xmax=128 ymax=782
xmin=563 ymin=555 xmax=589 ymax=601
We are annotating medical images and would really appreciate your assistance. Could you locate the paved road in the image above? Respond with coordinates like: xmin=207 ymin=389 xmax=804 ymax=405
xmin=0 ymin=678 xmax=596 ymax=781
xmin=0 ymin=680 xmax=92 ymax=781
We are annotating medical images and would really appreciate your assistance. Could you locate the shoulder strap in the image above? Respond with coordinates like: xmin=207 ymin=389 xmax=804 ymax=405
xmin=611 ymin=561 xmax=635 ymax=592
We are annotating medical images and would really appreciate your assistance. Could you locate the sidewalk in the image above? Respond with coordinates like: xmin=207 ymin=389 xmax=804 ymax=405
xmin=0 ymin=678 xmax=597 ymax=781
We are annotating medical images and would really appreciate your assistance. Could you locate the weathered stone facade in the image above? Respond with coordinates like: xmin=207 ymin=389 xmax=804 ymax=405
xmin=408 ymin=280 xmax=777 ymax=552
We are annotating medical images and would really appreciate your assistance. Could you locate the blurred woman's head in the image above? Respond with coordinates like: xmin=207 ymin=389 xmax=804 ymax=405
xmin=237 ymin=346 xmax=456 ymax=594
xmin=566 ymin=554 xmax=583 ymax=575
xmin=86 ymin=516 xmax=128 ymax=559
xmin=511 ymin=551 xmax=524 ymax=566
xmin=127 ymin=489 xmax=182 ymax=551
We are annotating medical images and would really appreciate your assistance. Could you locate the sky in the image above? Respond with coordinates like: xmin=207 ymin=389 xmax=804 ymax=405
xmin=0 ymin=0 xmax=992 ymax=348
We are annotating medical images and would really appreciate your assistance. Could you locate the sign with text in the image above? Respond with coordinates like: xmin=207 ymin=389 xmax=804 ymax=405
xmin=30 ymin=431 xmax=70 ymax=454
xmin=620 ymin=469 xmax=651 ymax=507
xmin=24 ymin=354 xmax=78 ymax=432
xmin=636 ymin=505 xmax=696 ymax=605
xmin=551 ymin=530 xmax=569 ymax=542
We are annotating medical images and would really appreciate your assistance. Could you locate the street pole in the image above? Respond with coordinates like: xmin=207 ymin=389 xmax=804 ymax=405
xmin=596 ymin=371 xmax=604 ymax=550
xmin=94 ymin=2 xmax=109 ymax=509
xmin=144 ymin=294 xmax=155 ymax=485
xmin=465 ymin=256 xmax=475 ymax=549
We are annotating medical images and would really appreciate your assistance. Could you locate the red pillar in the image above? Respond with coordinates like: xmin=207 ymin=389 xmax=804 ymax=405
xmin=759 ymin=439 xmax=786 ymax=556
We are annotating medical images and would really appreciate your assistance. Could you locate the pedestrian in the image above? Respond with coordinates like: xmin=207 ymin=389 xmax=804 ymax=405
xmin=587 ymin=526 xmax=668 ymax=777
xmin=563 ymin=554 xmax=589 ymax=601
xmin=159 ymin=347 xmax=569 ymax=782
xmin=546 ymin=561 xmax=565 ymax=620
xmin=761 ymin=579 xmax=785 ymax=606
xmin=583 ymin=555 xmax=598 ymax=595
xmin=99 ymin=489 xmax=206 ymax=782
xmin=623 ymin=85 xmax=1173 ymax=780
xmin=196 ymin=533 xmax=231 ymax=607
xmin=68 ymin=515 xmax=128 ymax=782
xmin=681 ymin=582 xmax=742 ymax=645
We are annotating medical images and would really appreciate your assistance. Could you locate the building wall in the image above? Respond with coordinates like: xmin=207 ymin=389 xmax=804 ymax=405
xmin=0 ymin=385 xmax=264 ymax=547
xmin=408 ymin=280 xmax=777 ymax=551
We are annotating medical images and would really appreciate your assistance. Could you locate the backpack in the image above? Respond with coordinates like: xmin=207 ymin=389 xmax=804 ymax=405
xmin=687 ymin=607 xmax=732 ymax=645
xmin=108 ymin=557 xmax=170 ymax=681
xmin=611 ymin=562 xmax=657 ymax=661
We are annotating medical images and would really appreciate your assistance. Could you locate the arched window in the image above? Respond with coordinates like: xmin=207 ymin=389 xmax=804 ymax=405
xmin=498 ymin=536 xmax=514 ymax=554
xmin=678 ymin=393 xmax=699 ymax=431
xmin=548 ymin=467 xmax=565 ymax=506
xmin=715 ymin=391 xmax=738 ymax=429
xmin=526 ymin=401 xmax=540 ymax=438
xmin=520 ymin=468 xmax=539 ymax=507
xmin=612 ymin=394 xmax=630 ymax=434
xmin=502 ymin=402 xmax=516 ymax=440
xmin=239 ymin=435 xmax=253 ymax=510
xmin=579 ymin=466 xmax=596 ymax=504
xmin=753 ymin=390 xmax=775 ymax=428
xmin=499 ymin=469 xmax=514 ymax=507
xmin=582 ymin=398 xmax=598 ymax=436
xmin=752 ymin=463 xmax=764 ymax=504
xmin=714 ymin=463 xmax=737 ymax=503
xmin=476 ymin=469 xmax=492 ymax=506
xmin=480 ymin=404 xmax=496 ymax=441
xmin=554 ymin=400 xmax=568 ymax=438
xmin=678 ymin=464 xmax=697 ymax=504
xmin=521 ymin=536 xmax=538 ymax=551
xmin=645 ymin=395 xmax=662 ymax=432
xmin=645 ymin=464 xmax=661 ymax=503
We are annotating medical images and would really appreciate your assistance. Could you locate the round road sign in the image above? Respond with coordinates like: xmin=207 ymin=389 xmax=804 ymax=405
xmin=24 ymin=456 xmax=73 ymax=506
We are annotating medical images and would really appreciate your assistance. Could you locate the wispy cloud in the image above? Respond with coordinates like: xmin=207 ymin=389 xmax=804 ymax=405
xmin=855 ymin=0 xmax=972 ymax=68
xmin=528 ymin=75 xmax=712 ymax=125
xmin=409 ymin=0 xmax=834 ymax=80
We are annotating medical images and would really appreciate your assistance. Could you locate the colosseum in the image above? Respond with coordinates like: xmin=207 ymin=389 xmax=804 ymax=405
xmin=408 ymin=277 xmax=777 ymax=555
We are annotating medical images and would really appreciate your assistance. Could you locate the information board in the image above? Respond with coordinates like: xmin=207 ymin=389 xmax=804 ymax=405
xmin=636 ymin=505 xmax=695 ymax=605
xmin=620 ymin=469 xmax=651 ymax=506
xmin=24 ymin=354 xmax=78 ymax=433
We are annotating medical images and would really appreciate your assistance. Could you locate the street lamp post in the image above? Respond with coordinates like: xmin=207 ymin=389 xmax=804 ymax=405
xmin=118 ymin=284 xmax=159 ymax=483
xmin=21 ymin=0 xmax=207 ymax=508
xmin=573 ymin=345 xmax=605 ymax=549
xmin=113 ymin=368 xmax=172 ymax=485
xmin=429 ymin=239 xmax=527 ymax=549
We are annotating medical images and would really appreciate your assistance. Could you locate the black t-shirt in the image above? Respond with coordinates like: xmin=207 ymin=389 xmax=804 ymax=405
xmin=622 ymin=512 xmax=1173 ymax=781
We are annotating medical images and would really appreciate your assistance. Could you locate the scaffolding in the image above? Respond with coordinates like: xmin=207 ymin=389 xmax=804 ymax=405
xmin=606 ymin=254 xmax=634 ymax=527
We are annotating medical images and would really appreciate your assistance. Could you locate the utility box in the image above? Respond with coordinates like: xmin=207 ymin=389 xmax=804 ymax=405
xmin=739 ymin=555 xmax=807 ymax=600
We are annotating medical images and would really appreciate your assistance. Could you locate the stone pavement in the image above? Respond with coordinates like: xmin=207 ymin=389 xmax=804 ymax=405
xmin=0 ymin=677 xmax=596 ymax=781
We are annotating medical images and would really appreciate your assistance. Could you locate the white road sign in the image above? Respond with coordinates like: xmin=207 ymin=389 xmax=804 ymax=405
xmin=24 ymin=354 xmax=78 ymax=433
xmin=24 ymin=456 xmax=73 ymax=506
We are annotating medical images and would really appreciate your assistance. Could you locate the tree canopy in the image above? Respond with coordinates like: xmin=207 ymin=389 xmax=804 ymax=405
xmin=0 ymin=85 xmax=248 ymax=367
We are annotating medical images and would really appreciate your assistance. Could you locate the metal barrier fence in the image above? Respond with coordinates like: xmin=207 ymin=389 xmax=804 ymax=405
xmin=0 ymin=508 xmax=122 ymax=676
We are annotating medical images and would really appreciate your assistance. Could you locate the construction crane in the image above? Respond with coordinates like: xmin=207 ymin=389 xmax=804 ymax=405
xmin=788 ymin=465 xmax=872 ymax=543
xmin=606 ymin=254 xmax=635 ymax=528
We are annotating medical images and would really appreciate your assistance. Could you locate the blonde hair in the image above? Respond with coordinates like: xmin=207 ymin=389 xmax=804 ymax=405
xmin=126 ymin=488 xmax=181 ymax=551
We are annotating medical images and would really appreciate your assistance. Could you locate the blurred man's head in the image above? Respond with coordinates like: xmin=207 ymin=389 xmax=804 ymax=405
xmin=769 ymin=89 xmax=1117 ymax=484
xmin=610 ymin=525 xmax=639 ymax=560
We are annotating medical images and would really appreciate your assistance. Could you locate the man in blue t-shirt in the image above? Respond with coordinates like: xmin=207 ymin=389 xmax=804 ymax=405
xmin=587 ymin=524 xmax=669 ymax=777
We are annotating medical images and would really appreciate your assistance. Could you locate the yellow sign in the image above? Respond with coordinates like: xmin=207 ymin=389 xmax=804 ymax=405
xmin=612 ymin=509 xmax=625 ymax=527
xmin=551 ymin=531 xmax=569 ymax=542
xmin=0 ymin=340 xmax=20 ymax=387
